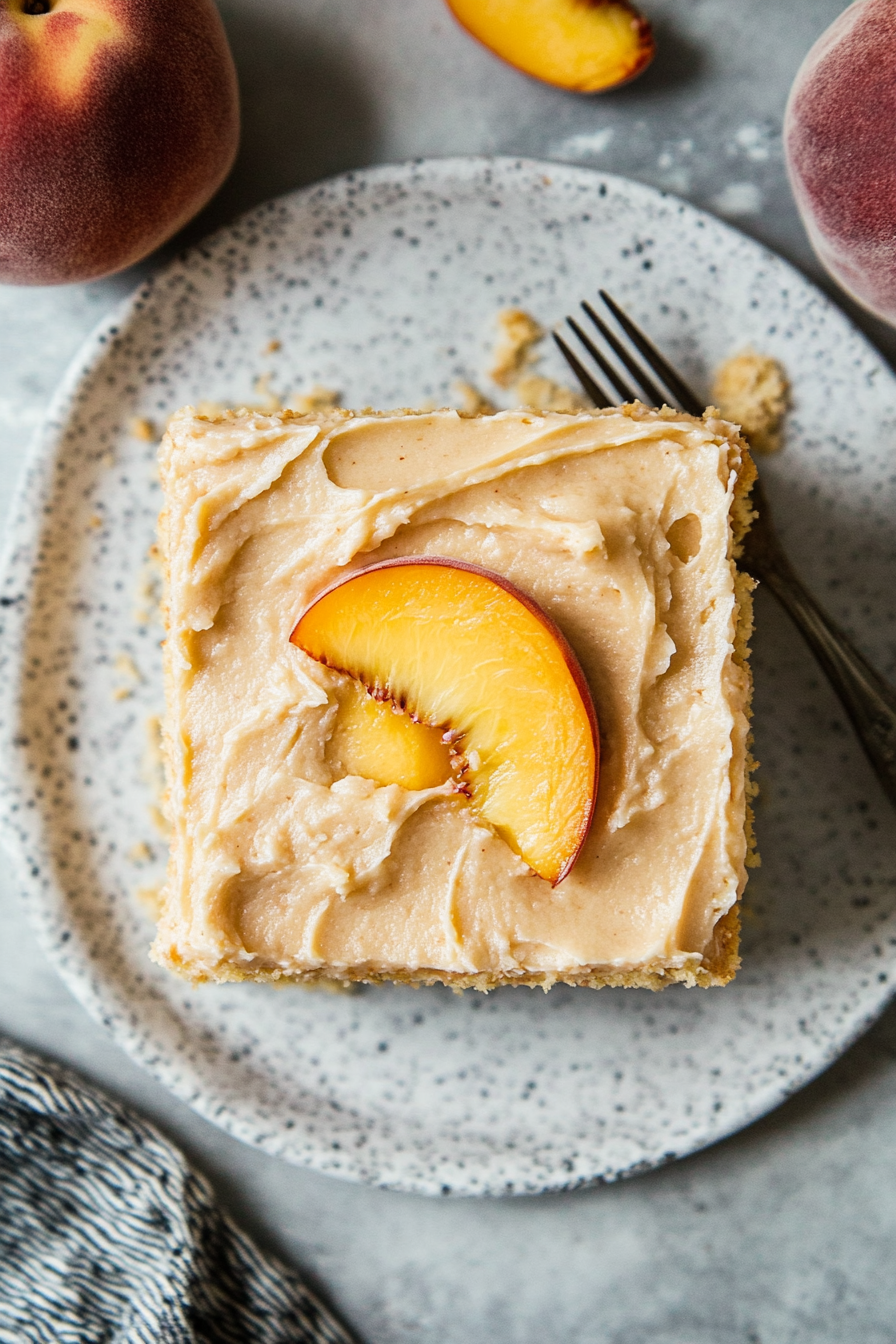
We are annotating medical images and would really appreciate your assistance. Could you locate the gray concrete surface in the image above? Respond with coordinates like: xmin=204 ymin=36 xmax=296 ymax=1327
xmin=2 ymin=2 xmax=895 ymax=1339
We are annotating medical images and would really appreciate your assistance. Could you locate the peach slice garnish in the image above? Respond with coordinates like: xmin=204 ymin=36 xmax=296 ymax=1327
xmin=445 ymin=0 xmax=654 ymax=94
xmin=291 ymin=557 xmax=599 ymax=885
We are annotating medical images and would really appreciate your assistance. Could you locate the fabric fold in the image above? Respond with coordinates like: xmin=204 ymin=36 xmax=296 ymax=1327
xmin=0 ymin=1039 xmax=355 ymax=1344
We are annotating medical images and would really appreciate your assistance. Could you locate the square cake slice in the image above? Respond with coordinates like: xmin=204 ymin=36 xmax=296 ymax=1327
xmin=153 ymin=403 xmax=756 ymax=990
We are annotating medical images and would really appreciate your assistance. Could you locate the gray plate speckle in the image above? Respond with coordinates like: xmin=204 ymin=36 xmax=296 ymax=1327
xmin=0 ymin=157 xmax=894 ymax=1197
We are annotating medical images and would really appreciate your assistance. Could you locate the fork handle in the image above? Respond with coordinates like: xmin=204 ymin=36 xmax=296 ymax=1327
xmin=755 ymin=556 xmax=896 ymax=806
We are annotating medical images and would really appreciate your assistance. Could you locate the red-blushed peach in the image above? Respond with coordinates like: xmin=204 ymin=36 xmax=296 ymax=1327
xmin=785 ymin=0 xmax=896 ymax=325
xmin=0 ymin=0 xmax=239 ymax=284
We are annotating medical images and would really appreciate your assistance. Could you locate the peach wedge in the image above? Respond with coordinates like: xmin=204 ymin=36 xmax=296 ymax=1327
xmin=445 ymin=0 xmax=654 ymax=94
xmin=291 ymin=557 xmax=599 ymax=885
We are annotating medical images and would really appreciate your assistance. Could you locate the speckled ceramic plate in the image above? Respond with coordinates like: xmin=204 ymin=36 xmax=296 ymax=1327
xmin=1 ymin=157 xmax=894 ymax=1196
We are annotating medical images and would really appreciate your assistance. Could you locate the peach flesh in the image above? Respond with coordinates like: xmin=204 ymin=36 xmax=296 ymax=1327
xmin=329 ymin=677 xmax=454 ymax=793
xmin=0 ymin=0 xmax=239 ymax=284
xmin=785 ymin=0 xmax=896 ymax=324
xmin=445 ymin=0 xmax=654 ymax=95
xmin=291 ymin=557 xmax=600 ymax=886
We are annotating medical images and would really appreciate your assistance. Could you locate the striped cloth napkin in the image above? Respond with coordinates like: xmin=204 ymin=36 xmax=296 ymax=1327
xmin=0 ymin=1039 xmax=356 ymax=1343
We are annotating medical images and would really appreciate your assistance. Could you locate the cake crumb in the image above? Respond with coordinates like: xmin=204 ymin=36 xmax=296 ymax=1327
xmin=252 ymin=373 xmax=283 ymax=413
xmin=192 ymin=400 xmax=229 ymax=420
xmin=135 ymin=546 xmax=163 ymax=627
xmin=286 ymin=385 xmax=341 ymax=415
xmin=711 ymin=348 xmax=789 ymax=453
xmin=263 ymin=339 xmax=282 ymax=355
xmin=490 ymin=309 xmax=544 ymax=387
xmin=515 ymin=374 xmax=586 ymax=413
xmin=128 ymin=840 xmax=153 ymax=864
xmin=88 ymin=514 xmax=103 ymax=530
xmin=115 ymin=652 xmax=141 ymax=682
xmin=130 ymin=417 xmax=157 ymax=442
xmin=136 ymin=884 xmax=165 ymax=920
xmin=112 ymin=651 xmax=141 ymax=701
xmin=455 ymin=380 xmax=496 ymax=415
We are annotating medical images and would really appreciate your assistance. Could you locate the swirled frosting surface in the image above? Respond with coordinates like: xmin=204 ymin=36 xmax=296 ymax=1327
xmin=154 ymin=406 xmax=751 ymax=982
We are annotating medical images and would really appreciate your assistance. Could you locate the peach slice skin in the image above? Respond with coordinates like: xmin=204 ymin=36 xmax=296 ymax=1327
xmin=291 ymin=558 xmax=599 ymax=886
xmin=445 ymin=0 xmax=654 ymax=94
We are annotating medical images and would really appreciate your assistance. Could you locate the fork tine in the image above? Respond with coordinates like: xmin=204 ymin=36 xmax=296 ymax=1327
xmin=581 ymin=301 xmax=667 ymax=408
xmin=566 ymin=317 xmax=639 ymax=403
xmin=552 ymin=332 xmax=613 ymax=408
xmin=598 ymin=290 xmax=704 ymax=416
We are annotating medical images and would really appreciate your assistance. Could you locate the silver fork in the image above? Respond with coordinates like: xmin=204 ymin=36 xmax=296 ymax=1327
xmin=554 ymin=291 xmax=896 ymax=810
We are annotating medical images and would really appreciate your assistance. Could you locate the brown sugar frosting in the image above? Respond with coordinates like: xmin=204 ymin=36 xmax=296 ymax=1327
xmin=153 ymin=404 xmax=755 ymax=990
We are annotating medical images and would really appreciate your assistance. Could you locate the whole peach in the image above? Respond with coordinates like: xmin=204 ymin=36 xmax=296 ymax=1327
xmin=0 ymin=0 xmax=239 ymax=285
xmin=785 ymin=0 xmax=896 ymax=325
